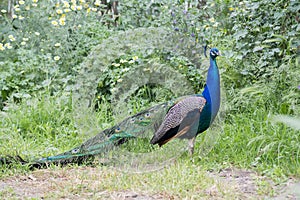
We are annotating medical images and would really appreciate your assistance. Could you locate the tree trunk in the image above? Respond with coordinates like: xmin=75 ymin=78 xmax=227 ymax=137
xmin=7 ymin=0 xmax=15 ymax=19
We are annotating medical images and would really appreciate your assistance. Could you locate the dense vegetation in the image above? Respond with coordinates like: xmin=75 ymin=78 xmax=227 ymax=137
xmin=0 ymin=0 xmax=299 ymax=186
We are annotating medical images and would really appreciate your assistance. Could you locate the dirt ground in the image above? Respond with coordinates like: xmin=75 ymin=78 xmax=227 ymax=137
xmin=208 ymin=168 xmax=300 ymax=200
xmin=0 ymin=167 xmax=299 ymax=199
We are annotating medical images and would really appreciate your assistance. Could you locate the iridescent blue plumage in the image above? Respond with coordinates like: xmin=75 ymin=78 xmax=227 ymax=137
xmin=202 ymin=48 xmax=221 ymax=124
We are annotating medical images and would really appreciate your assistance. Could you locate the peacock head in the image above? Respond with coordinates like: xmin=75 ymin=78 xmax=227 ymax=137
xmin=209 ymin=48 xmax=220 ymax=60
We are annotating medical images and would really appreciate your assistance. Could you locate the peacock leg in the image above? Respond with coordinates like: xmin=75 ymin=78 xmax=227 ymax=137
xmin=188 ymin=137 xmax=196 ymax=155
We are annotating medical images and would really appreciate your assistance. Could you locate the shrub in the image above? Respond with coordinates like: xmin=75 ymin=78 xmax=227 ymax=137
xmin=0 ymin=0 xmax=110 ymax=109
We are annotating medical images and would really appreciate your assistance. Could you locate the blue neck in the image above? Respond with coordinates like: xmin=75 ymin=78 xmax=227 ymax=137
xmin=202 ymin=57 xmax=220 ymax=124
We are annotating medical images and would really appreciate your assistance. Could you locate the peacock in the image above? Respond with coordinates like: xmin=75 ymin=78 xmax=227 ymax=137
xmin=0 ymin=47 xmax=221 ymax=169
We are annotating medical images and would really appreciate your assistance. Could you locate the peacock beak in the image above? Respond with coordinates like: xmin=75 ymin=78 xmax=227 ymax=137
xmin=217 ymin=51 xmax=221 ymax=56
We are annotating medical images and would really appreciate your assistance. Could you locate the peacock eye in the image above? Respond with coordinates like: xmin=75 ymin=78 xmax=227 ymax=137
xmin=130 ymin=118 xmax=135 ymax=123
xmin=145 ymin=113 xmax=151 ymax=118
xmin=115 ymin=127 xmax=121 ymax=132
xmin=72 ymin=148 xmax=79 ymax=154
xmin=139 ymin=117 xmax=144 ymax=121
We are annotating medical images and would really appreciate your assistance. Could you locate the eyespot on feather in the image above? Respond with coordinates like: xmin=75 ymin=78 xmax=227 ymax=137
xmin=72 ymin=149 xmax=79 ymax=154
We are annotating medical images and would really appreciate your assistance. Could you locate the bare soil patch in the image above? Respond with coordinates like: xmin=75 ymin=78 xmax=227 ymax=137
xmin=0 ymin=166 xmax=299 ymax=199
xmin=208 ymin=168 xmax=300 ymax=200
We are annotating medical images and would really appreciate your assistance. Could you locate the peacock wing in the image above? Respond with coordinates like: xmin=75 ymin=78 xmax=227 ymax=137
xmin=150 ymin=95 xmax=206 ymax=146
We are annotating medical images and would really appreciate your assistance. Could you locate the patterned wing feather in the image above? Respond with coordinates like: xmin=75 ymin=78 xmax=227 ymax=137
xmin=150 ymin=96 xmax=206 ymax=146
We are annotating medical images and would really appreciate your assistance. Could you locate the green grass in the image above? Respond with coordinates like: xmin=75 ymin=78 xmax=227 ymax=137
xmin=0 ymin=94 xmax=81 ymax=160
xmin=198 ymin=110 xmax=300 ymax=180
xmin=1 ymin=91 xmax=299 ymax=179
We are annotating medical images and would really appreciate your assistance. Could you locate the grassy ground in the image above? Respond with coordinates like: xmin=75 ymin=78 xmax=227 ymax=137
xmin=0 ymin=92 xmax=299 ymax=199
xmin=0 ymin=163 xmax=277 ymax=199
xmin=1 ymin=162 xmax=299 ymax=199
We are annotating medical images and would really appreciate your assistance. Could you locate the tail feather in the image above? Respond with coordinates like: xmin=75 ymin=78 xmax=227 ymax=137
xmin=0 ymin=155 xmax=27 ymax=166
xmin=34 ymin=131 xmax=135 ymax=166
xmin=0 ymin=130 xmax=135 ymax=169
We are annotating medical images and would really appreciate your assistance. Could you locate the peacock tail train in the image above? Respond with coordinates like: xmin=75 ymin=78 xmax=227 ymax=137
xmin=0 ymin=101 xmax=175 ymax=168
